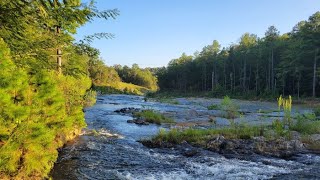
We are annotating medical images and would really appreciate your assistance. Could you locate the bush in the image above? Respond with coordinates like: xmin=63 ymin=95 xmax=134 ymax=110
xmin=133 ymin=110 xmax=175 ymax=125
xmin=314 ymin=106 xmax=320 ymax=117
xmin=220 ymin=96 xmax=239 ymax=119
xmin=84 ymin=90 xmax=97 ymax=107
xmin=207 ymin=104 xmax=219 ymax=110
xmin=290 ymin=114 xmax=320 ymax=135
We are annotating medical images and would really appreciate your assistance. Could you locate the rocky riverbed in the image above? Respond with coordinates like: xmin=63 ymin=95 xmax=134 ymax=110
xmin=51 ymin=95 xmax=320 ymax=179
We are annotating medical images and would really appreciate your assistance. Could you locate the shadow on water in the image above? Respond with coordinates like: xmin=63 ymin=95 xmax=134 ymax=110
xmin=51 ymin=95 xmax=320 ymax=180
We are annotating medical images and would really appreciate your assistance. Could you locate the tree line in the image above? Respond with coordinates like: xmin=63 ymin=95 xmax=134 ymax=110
xmin=156 ymin=12 xmax=320 ymax=99
xmin=77 ymin=42 xmax=158 ymax=93
xmin=0 ymin=0 xmax=120 ymax=179
xmin=114 ymin=64 xmax=158 ymax=91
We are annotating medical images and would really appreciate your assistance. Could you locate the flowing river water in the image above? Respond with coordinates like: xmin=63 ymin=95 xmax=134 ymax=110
xmin=51 ymin=95 xmax=320 ymax=180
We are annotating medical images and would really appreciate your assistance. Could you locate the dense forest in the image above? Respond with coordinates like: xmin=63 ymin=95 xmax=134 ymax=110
xmin=0 ymin=0 xmax=121 ymax=179
xmin=156 ymin=12 xmax=320 ymax=99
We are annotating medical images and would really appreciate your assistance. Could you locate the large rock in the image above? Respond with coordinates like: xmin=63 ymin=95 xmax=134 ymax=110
xmin=139 ymin=139 xmax=175 ymax=148
xmin=127 ymin=119 xmax=149 ymax=125
xmin=179 ymin=141 xmax=200 ymax=157
xmin=115 ymin=107 xmax=140 ymax=114
xmin=206 ymin=136 xmax=305 ymax=158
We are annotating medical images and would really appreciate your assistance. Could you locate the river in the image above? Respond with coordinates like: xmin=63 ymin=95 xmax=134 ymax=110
xmin=51 ymin=95 xmax=320 ymax=180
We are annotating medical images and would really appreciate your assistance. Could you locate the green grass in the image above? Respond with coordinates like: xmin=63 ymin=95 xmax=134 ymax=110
xmin=207 ymin=104 xmax=219 ymax=110
xmin=220 ymin=96 xmax=240 ymax=119
xmin=153 ymin=125 xmax=263 ymax=145
xmin=156 ymin=98 xmax=179 ymax=105
xmin=133 ymin=110 xmax=175 ymax=125
xmin=94 ymin=82 xmax=151 ymax=95
xmin=314 ymin=106 xmax=320 ymax=116
xmin=284 ymin=112 xmax=320 ymax=135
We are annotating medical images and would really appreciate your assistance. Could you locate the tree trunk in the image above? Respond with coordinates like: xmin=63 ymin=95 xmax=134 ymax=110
xmin=249 ymin=65 xmax=252 ymax=90
xmin=255 ymin=60 xmax=259 ymax=94
xmin=211 ymin=71 xmax=214 ymax=91
xmin=268 ymin=53 xmax=271 ymax=91
xmin=298 ymin=78 xmax=300 ymax=100
xmin=224 ymin=61 xmax=226 ymax=90
xmin=312 ymin=48 xmax=318 ymax=98
xmin=56 ymin=26 xmax=62 ymax=74
xmin=204 ymin=64 xmax=207 ymax=91
xmin=282 ymin=72 xmax=285 ymax=96
xmin=230 ymin=73 xmax=233 ymax=92
xmin=233 ymin=63 xmax=236 ymax=91
xmin=266 ymin=70 xmax=268 ymax=91
xmin=271 ymin=48 xmax=274 ymax=93
xmin=243 ymin=54 xmax=247 ymax=91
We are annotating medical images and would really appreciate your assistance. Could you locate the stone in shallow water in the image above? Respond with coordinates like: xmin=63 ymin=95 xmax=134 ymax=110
xmin=127 ymin=119 xmax=150 ymax=125
xmin=215 ymin=117 xmax=231 ymax=126
xmin=115 ymin=107 xmax=140 ymax=114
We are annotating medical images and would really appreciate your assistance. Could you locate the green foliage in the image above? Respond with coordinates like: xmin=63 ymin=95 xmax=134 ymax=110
xmin=84 ymin=90 xmax=97 ymax=107
xmin=133 ymin=110 xmax=175 ymax=125
xmin=220 ymin=96 xmax=239 ymax=119
xmin=0 ymin=0 xmax=116 ymax=177
xmin=156 ymin=11 xmax=320 ymax=99
xmin=115 ymin=64 xmax=158 ymax=91
xmin=86 ymin=51 xmax=157 ymax=95
xmin=93 ymin=82 xmax=149 ymax=95
xmin=314 ymin=106 xmax=320 ymax=117
xmin=152 ymin=126 xmax=262 ymax=145
xmin=271 ymin=119 xmax=289 ymax=138
xmin=207 ymin=104 xmax=220 ymax=110
xmin=290 ymin=114 xmax=320 ymax=135
xmin=88 ymin=58 xmax=122 ymax=86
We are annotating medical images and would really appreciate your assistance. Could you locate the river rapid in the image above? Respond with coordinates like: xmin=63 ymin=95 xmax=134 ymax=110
xmin=51 ymin=95 xmax=320 ymax=180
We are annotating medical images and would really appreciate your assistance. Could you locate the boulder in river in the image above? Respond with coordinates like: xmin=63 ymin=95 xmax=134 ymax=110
xmin=205 ymin=136 xmax=305 ymax=158
xmin=127 ymin=119 xmax=150 ymax=125
xmin=114 ymin=107 xmax=140 ymax=114
xmin=179 ymin=141 xmax=200 ymax=157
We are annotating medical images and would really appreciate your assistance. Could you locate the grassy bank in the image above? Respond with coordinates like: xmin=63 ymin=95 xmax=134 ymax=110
xmin=94 ymin=82 xmax=151 ymax=96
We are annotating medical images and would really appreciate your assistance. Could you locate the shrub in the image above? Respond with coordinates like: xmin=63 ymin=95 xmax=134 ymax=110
xmin=290 ymin=114 xmax=320 ymax=135
xmin=220 ymin=96 xmax=239 ymax=119
xmin=272 ymin=119 xmax=288 ymax=137
xmin=84 ymin=90 xmax=97 ymax=107
xmin=314 ymin=106 xmax=320 ymax=117
xmin=133 ymin=110 xmax=175 ymax=125
xmin=207 ymin=104 xmax=219 ymax=110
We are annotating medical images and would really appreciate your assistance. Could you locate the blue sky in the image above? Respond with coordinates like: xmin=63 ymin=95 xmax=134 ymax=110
xmin=76 ymin=0 xmax=320 ymax=68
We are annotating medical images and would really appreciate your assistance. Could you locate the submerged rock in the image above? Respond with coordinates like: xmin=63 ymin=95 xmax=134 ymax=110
xmin=127 ymin=119 xmax=150 ymax=125
xmin=114 ymin=107 xmax=140 ymax=114
xmin=139 ymin=139 xmax=175 ymax=148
